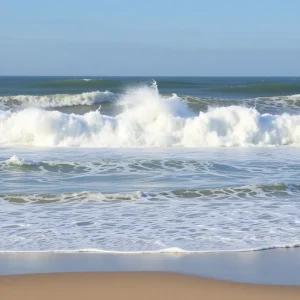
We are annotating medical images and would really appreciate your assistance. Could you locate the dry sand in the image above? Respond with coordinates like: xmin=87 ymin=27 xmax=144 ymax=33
xmin=1 ymin=272 xmax=300 ymax=300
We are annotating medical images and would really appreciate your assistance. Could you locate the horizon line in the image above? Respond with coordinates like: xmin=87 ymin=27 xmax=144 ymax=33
xmin=1 ymin=75 xmax=300 ymax=78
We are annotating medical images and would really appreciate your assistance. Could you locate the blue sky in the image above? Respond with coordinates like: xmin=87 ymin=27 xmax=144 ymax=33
xmin=1 ymin=0 xmax=299 ymax=75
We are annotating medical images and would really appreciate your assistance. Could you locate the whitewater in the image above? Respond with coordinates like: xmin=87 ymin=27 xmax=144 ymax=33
xmin=0 ymin=90 xmax=115 ymax=108
xmin=1 ymin=84 xmax=300 ymax=147
xmin=1 ymin=76 xmax=300 ymax=253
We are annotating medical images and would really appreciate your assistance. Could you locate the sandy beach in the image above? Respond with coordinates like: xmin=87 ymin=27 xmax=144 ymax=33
xmin=1 ymin=272 xmax=300 ymax=300
xmin=1 ymin=250 xmax=300 ymax=299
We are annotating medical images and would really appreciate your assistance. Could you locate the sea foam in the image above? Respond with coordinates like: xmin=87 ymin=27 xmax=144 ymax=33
xmin=5 ymin=155 xmax=38 ymax=166
xmin=0 ymin=91 xmax=115 ymax=108
xmin=1 ymin=85 xmax=300 ymax=147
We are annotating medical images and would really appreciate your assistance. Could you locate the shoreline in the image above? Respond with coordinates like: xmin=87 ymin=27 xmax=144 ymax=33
xmin=1 ymin=243 xmax=299 ymax=253
xmin=1 ymin=248 xmax=300 ymax=285
xmin=2 ymin=248 xmax=300 ymax=299
xmin=1 ymin=272 xmax=300 ymax=300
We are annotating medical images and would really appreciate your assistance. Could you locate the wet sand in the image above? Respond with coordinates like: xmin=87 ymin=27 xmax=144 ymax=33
xmin=1 ymin=272 xmax=300 ymax=300
xmin=1 ymin=248 xmax=300 ymax=285
xmin=1 ymin=249 xmax=300 ymax=299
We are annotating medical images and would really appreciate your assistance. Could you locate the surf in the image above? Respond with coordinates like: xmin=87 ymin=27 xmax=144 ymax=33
xmin=1 ymin=84 xmax=300 ymax=147
xmin=0 ymin=91 xmax=116 ymax=108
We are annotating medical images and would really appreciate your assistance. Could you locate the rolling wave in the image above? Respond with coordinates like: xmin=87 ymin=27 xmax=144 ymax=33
xmin=2 ymin=92 xmax=300 ymax=113
xmin=186 ymin=94 xmax=300 ymax=114
xmin=0 ymin=191 xmax=143 ymax=204
xmin=0 ymin=91 xmax=116 ymax=108
xmin=254 ymin=94 xmax=300 ymax=109
xmin=1 ymin=155 xmax=225 ymax=172
xmin=1 ymin=183 xmax=299 ymax=204
xmin=5 ymin=155 xmax=40 ymax=166
xmin=35 ymin=78 xmax=119 ymax=88
xmin=1 ymin=84 xmax=300 ymax=147
xmin=211 ymin=83 xmax=300 ymax=96
xmin=2 ymin=185 xmax=300 ymax=252
xmin=2 ymin=155 xmax=121 ymax=173
xmin=34 ymin=78 xmax=205 ymax=89
xmin=2 ymin=81 xmax=300 ymax=115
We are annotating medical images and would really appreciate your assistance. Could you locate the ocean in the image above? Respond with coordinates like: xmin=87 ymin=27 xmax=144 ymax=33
xmin=1 ymin=76 xmax=300 ymax=252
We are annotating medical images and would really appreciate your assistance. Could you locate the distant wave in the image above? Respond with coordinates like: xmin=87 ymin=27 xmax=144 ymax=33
xmin=1 ymin=85 xmax=300 ymax=147
xmin=0 ymin=91 xmax=116 ymax=108
xmin=211 ymin=83 xmax=300 ymax=96
xmin=35 ymin=78 xmax=118 ymax=88
xmin=32 ymin=78 xmax=300 ymax=97
xmin=34 ymin=78 xmax=203 ymax=89
xmin=2 ymin=91 xmax=300 ymax=112
xmin=186 ymin=94 xmax=300 ymax=114
xmin=255 ymin=94 xmax=300 ymax=107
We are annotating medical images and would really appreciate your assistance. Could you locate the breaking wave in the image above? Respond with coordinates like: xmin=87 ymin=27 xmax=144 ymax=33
xmin=0 ymin=91 xmax=116 ymax=108
xmin=4 ymin=155 xmax=39 ymax=166
xmin=187 ymin=94 xmax=300 ymax=111
xmin=1 ymin=183 xmax=300 ymax=204
xmin=2 ymin=185 xmax=300 ymax=252
xmin=1 ymin=85 xmax=300 ymax=147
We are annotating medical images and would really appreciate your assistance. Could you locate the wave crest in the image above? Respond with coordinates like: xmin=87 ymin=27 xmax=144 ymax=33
xmin=0 ymin=91 xmax=116 ymax=108
xmin=2 ymin=183 xmax=299 ymax=204
xmin=1 ymin=86 xmax=300 ymax=147
xmin=5 ymin=155 xmax=39 ymax=166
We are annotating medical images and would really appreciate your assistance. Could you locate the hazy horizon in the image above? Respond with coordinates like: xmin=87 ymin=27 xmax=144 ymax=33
xmin=1 ymin=0 xmax=300 ymax=76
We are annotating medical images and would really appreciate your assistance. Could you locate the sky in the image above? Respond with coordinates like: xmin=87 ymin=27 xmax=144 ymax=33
xmin=0 ymin=0 xmax=299 ymax=76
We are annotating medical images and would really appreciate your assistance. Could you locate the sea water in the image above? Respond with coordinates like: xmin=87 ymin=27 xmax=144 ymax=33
xmin=1 ymin=76 xmax=300 ymax=252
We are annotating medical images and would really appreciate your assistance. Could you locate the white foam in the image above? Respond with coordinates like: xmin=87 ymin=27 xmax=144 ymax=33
xmin=5 ymin=155 xmax=38 ymax=166
xmin=1 ymin=244 xmax=299 ymax=254
xmin=255 ymin=94 xmax=300 ymax=108
xmin=271 ymin=94 xmax=300 ymax=101
xmin=0 ymin=91 xmax=115 ymax=108
xmin=1 ymin=85 xmax=300 ymax=147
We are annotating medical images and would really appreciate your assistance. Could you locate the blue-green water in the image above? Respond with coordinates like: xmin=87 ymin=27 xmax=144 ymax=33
xmin=2 ymin=76 xmax=300 ymax=98
xmin=1 ymin=76 xmax=300 ymax=252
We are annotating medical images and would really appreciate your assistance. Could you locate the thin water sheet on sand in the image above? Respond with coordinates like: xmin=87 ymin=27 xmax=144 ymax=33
xmin=1 ymin=249 xmax=300 ymax=285
xmin=1 ymin=272 xmax=300 ymax=300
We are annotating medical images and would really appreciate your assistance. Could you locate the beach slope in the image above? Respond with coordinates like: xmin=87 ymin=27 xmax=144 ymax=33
xmin=1 ymin=272 xmax=300 ymax=300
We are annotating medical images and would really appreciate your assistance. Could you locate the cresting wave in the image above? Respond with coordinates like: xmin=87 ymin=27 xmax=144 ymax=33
xmin=0 ymin=191 xmax=143 ymax=204
xmin=2 ymin=182 xmax=300 ymax=204
xmin=4 ymin=155 xmax=40 ymax=166
xmin=2 ymin=86 xmax=300 ymax=112
xmin=186 ymin=94 xmax=300 ymax=114
xmin=1 ymin=85 xmax=300 ymax=147
xmin=0 ymin=91 xmax=116 ymax=108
